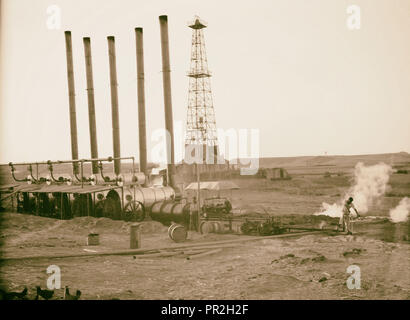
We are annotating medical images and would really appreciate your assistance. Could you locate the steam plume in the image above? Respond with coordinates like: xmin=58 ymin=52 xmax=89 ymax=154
xmin=315 ymin=162 xmax=393 ymax=217
xmin=389 ymin=197 xmax=410 ymax=223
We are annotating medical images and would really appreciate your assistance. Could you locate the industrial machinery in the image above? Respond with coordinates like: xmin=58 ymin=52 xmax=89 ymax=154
xmin=201 ymin=197 xmax=232 ymax=218
xmin=6 ymin=157 xmax=176 ymax=222
xmin=0 ymin=16 xmax=186 ymax=226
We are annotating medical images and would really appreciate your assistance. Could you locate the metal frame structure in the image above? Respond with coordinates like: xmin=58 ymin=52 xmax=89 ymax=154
xmin=185 ymin=16 xmax=219 ymax=154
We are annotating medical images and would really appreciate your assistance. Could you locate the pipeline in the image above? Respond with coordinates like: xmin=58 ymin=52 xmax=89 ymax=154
xmin=149 ymin=199 xmax=190 ymax=226
xmin=8 ymin=157 xmax=137 ymax=186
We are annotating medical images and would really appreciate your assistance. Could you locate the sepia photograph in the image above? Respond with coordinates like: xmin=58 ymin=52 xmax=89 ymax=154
xmin=0 ymin=0 xmax=409 ymax=308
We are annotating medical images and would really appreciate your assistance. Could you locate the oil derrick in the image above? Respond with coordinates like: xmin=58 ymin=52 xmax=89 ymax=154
xmin=184 ymin=16 xmax=219 ymax=165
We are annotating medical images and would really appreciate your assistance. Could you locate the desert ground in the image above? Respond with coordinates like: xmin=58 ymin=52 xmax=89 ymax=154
xmin=0 ymin=153 xmax=409 ymax=300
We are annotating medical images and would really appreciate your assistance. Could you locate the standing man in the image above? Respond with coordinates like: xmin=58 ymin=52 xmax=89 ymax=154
xmin=339 ymin=197 xmax=360 ymax=235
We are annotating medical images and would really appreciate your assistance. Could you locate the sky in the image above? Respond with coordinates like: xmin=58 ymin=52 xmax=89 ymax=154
xmin=1 ymin=0 xmax=409 ymax=164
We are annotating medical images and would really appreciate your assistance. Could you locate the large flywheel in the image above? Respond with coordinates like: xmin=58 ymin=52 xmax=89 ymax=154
xmin=124 ymin=201 xmax=145 ymax=222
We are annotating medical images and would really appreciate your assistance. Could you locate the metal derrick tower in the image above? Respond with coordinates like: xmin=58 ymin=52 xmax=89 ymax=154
xmin=185 ymin=16 xmax=218 ymax=162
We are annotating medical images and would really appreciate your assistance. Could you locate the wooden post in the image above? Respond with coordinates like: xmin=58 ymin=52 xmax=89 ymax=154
xmin=196 ymin=163 xmax=201 ymax=232
xmin=130 ymin=223 xmax=141 ymax=249
xmin=36 ymin=194 xmax=39 ymax=216
xmin=87 ymin=195 xmax=90 ymax=217
xmin=80 ymin=161 xmax=84 ymax=188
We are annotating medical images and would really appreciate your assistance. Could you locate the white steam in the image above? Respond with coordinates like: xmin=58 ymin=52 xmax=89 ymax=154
xmin=389 ymin=197 xmax=410 ymax=223
xmin=316 ymin=202 xmax=343 ymax=218
xmin=315 ymin=162 xmax=393 ymax=217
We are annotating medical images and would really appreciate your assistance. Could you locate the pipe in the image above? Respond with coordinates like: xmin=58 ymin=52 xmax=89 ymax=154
xmin=107 ymin=36 xmax=121 ymax=176
xmin=8 ymin=156 xmax=134 ymax=167
xmin=64 ymin=31 xmax=79 ymax=175
xmin=83 ymin=37 xmax=99 ymax=174
xmin=158 ymin=15 xmax=176 ymax=188
xmin=150 ymin=200 xmax=190 ymax=226
xmin=135 ymin=28 xmax=148 ymax=178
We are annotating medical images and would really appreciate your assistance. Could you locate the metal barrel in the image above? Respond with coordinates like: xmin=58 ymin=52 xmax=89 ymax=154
xmin=200 ymin=221 xmax=222 ymax=234
xmin=168 ymin=223 xmax=187 ymax=243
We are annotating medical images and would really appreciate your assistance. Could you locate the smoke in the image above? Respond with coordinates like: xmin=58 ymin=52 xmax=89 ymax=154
xmin=315 ymin=162 xmax=393 ymax=217
xmin=389 ymin=197 xmax=410 ymax=223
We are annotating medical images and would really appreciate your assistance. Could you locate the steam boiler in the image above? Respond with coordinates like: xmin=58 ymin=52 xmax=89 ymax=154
xmin=2 ymin=16 xmax=190 ymax=228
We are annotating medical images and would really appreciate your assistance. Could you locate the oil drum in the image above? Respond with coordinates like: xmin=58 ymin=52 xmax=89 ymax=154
xmin=168 ymin=223 xmax=187 ymax=243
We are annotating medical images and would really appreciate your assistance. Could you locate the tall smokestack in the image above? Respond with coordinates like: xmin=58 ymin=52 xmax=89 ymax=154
xmin=159 ymin=15 xmax=175 ymax=187
xmin=107 ymin=36 xmax=121 ymax=176
xmin=64 ymin=31 xmax=79 ymax=175
xmin=135 ymin=28 xmax=148 ymax=177
xmin=83 ymin=37 xmax=99 ymax=174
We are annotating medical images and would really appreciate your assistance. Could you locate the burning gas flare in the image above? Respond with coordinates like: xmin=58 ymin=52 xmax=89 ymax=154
xmin=389 ymin=197 xmax=410 ymax=223
xmin=314 ymin=162 xmax=393 ymax=217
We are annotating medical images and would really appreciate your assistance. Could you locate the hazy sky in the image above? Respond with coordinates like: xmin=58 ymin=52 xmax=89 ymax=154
xmin=1 ymin=0 xmax=409 ymax=164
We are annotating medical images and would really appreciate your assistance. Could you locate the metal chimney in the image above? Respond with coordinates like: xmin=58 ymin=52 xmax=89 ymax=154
xmin=107 ymin=36 xmax=121 ymax=176
xmin=64 ymin=31 xmax=79 ymax=175
xmin=159 ymin=15 xmax=176 ymax=187
xmin=135 ymin=28 xmax=148 ymax=178
xmin=83 ymin=37 xmax=99 ymax=174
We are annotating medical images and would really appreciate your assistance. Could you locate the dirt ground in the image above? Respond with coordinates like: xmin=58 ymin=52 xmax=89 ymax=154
xmin=0 ymin=160 xmax=409 ymax=300
xmin=0 ymin=211 xmax=409 ymax=300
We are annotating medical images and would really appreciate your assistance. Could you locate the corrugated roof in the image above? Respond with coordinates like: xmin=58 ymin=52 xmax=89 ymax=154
xmin=35 ymin=185 xmax=83 ymax=193
xmin=14 ymin=184 xmax=43 ymax=192
xmin=0 ymin=183 xmax=20 ymax=191
xmin=0 ymin=183 xmax=123 ymax=194
xmin=34 ymin=184 xmax=123 ymax=194
xmin=75 ymin=185 xmax=122 ymax=194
